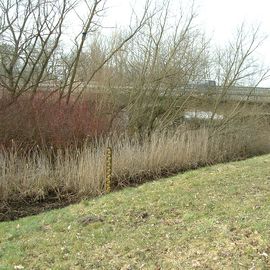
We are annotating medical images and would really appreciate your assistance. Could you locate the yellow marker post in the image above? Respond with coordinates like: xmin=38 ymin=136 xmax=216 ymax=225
xmin=105 ymin=146 xmax=112 ymax=193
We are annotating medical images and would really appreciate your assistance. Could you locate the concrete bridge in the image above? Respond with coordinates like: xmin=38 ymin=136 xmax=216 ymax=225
xmin=188 ymin=85 xmax=270 ymax=102
xmin=36 ymin=81 xmax=270 ymax=103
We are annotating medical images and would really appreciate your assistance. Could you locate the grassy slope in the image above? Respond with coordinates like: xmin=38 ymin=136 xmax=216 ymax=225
xmin=1 ymin=156 xmax=270 ymax=270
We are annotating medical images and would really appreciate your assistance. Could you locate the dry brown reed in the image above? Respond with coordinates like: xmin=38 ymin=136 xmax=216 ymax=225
xmin=1 ymin=120 xmax=270 ymax=203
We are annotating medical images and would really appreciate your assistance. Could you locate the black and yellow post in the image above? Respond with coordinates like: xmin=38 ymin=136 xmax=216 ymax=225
xmin=105 ymin=146 xmax=112 ymax=193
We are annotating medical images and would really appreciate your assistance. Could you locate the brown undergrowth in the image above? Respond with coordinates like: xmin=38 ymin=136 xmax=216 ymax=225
xmin=1 ymin=118 xmax=270 ymax=221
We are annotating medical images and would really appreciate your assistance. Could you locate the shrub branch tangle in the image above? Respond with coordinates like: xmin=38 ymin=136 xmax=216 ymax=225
xmin=77 ymin=3 xmax=269 ymax=137
xmin=0 ymin=0 xmax=154 ymax=103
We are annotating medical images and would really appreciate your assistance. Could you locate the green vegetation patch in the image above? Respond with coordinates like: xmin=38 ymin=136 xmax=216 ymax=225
xmin=1 ymin=155 xmax=270 ymax=269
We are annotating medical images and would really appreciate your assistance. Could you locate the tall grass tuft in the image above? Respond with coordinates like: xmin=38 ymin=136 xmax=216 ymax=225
xmin=1 ymin=121 xmax=270 ymax=203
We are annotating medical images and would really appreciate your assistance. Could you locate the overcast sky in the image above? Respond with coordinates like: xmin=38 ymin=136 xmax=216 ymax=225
xmin=104 ymin=0 xmax=269 ymax=37
xmin=198 ymin=0 xmax=269 ymax=60
xmin=99 ymin=0 xmax=270 ymax=86
xmin=200 ymin=0 xmax=270 ymax=86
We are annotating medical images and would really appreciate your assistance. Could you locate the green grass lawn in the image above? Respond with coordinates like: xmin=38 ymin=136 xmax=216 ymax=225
xmin=1 ymin=155 xmax=270 ymax=269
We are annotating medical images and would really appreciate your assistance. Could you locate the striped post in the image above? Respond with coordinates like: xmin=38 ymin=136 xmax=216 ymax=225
xmin=105 ymin=146 xmax=112 ymax=193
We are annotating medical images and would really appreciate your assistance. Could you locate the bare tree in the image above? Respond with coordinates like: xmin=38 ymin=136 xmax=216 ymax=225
xmin=1 ymin=0 xmax=268 ymax=139
xmin=0 ymin=0 xmax=155 ymax=105
xmin=208 ymin=24 xmax=269 ymax=123
xmin=0 ymin=0 xmax=77 ymax=101
xmin=96 ymin=0 xmax=209 ymax=136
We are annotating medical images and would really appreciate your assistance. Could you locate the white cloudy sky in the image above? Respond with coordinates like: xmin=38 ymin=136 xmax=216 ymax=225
xmin=199 ymin=0 xmax=270 ymax=83
xmin=98 ymin=0 xmax=270 ymax=85
xmin=198 ymin=0 xmax=269 ymax=59
xmin=104 ymin=0 xmax=269 ymax=37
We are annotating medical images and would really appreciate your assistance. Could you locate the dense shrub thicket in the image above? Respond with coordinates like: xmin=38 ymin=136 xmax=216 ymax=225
xmin=0 ymin=93 xmax=110 ymax=150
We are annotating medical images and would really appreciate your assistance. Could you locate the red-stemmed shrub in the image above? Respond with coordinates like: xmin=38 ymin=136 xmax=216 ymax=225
xmin=0 ymin=91 xmax=111 ymax=151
